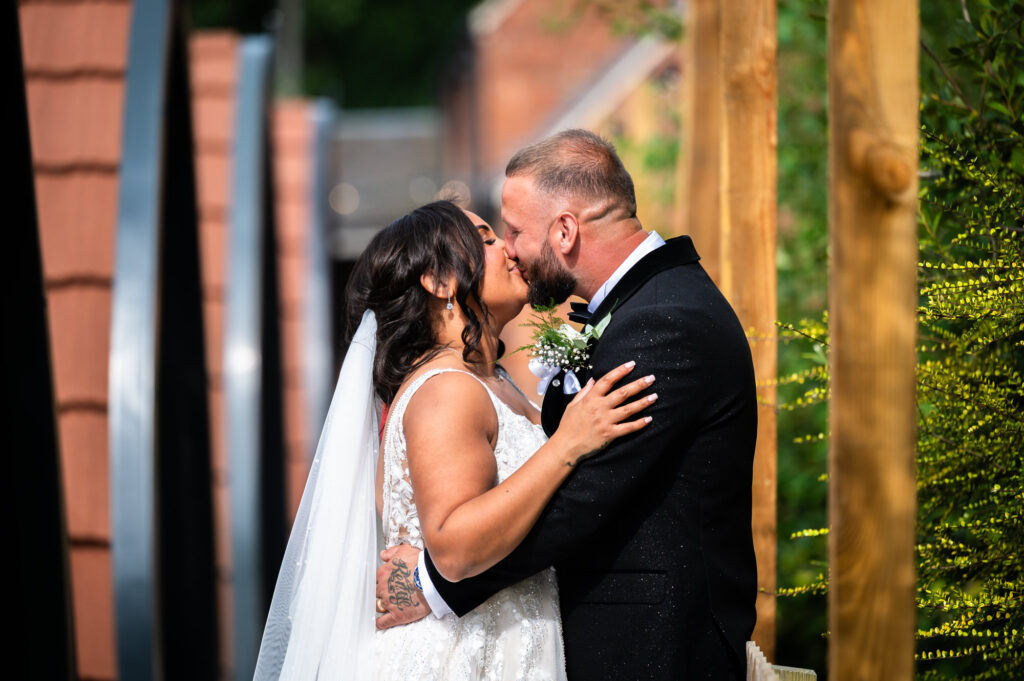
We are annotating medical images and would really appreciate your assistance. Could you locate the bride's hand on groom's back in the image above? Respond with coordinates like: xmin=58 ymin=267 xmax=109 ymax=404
xmin=552 ymin=360 xmax=656 ymax=467
xmin=375 ymin=544 xmax=431 ymax=630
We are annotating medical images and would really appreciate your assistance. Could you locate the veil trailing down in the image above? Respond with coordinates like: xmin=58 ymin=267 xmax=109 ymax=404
xmin=254 ymin=310 xmax=380 ymax=681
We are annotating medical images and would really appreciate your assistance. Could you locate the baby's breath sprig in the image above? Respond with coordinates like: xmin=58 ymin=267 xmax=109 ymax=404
xmin=512 ymin=303 xmax=611 ymax=373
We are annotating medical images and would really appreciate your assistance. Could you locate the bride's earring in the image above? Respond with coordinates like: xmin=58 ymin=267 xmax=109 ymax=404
xmin=446 ymin=292 xmax=454 ymax=311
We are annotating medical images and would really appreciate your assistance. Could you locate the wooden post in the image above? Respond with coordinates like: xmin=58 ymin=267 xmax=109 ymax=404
xmin=827 ymin=1 xmax=918 ymax=679
xmin=719 ymin=0 xmax=778 ymax=659
xmin=673 ymin=0 xmax=721 ymax=284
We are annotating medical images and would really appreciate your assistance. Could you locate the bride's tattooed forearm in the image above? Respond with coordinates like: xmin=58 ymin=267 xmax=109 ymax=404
xmin=387 ymin=558 xmax=421 ymax=611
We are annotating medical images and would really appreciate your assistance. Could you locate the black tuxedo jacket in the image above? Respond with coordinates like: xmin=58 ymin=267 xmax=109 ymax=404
xmin=424 ymin=236 xmax=758 ymax=680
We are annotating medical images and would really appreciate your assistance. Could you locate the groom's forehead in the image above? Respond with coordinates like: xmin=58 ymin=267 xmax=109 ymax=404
xmin=500 ymin=207 xmax=518 ymax=227
xmin=501 ymin=176 xmax=538 ymax=219
xmin=502 ymin=174 xmax=536 ymax=201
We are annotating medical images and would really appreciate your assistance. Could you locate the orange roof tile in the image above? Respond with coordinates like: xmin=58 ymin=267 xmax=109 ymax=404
xmin=26 ymin=78 xmax=124 ymax=168
xmin=19 ymin=2 xmax=130 ymax=74
xmin=47 ymin=287 xmax=111 ymax=407
xmin=189 ymin=32 xmax=239 ymax=93
xmin=59 ymin=412 xmax=110 ymax=542
xmin=69 ymin=547 xmax=116 ymax=680
xmin=192 ymin=94 xmax=236 ymax=149
xmin=35 ymin=172 xmax=117 ymax=280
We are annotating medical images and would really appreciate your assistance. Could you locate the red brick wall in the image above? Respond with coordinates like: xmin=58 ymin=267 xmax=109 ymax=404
xmin=272 ymin=100 xmax=317 ymax=519
xmin=19 ymin=1 xmax=132 ymax=678
xmin=472 ymin=0 xmax=628 ymax=174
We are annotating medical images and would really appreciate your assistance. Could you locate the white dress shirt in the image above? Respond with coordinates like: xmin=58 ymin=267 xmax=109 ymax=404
xmin=586 ymin=230 xmax=666 ymax=315
xmin=418 ymin=230 xmax=667 ymax=617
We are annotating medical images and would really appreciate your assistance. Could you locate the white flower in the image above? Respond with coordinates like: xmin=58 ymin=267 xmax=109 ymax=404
xmin=517 ymin=310 xmax=613 ymax=394
xmin=558 ymin=323 xmax=583 ymax=341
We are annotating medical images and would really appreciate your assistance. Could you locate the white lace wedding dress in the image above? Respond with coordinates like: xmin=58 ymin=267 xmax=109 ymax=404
xmin=375 ymin=367 xmax=567 ymax=681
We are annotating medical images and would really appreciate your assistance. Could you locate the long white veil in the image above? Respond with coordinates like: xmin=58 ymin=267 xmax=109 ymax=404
xmin=254 ymin=309 xmax=380 ymax=680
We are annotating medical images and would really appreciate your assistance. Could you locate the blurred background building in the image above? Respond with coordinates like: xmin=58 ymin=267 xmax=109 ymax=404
xmin=15 ymin=0 xmax=969 ymax=678
xmin=11 ymin=1 xmax=683 ymax=679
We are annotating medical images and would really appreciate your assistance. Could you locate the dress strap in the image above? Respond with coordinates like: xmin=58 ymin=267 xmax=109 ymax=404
xmin=400 ymin=367 xmax=494 ymax=407
xmin=496 ymin=364 xmax=542 ymax=411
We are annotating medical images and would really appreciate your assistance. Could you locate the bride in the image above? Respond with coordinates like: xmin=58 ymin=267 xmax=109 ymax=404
xmin=253 ymin=200 xmax=653 ymax=680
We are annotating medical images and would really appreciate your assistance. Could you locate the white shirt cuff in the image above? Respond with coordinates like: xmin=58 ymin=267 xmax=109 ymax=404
xmin=418 ymin=550 xmax=453 ymax=618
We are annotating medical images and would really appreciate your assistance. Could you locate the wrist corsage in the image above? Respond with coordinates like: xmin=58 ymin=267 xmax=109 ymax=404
xmin=516 ymin=304 xmax=612 ymax=396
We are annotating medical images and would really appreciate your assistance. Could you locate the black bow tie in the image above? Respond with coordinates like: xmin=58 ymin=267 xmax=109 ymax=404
xmin=567 ymin=301 xmax=592 ymax=325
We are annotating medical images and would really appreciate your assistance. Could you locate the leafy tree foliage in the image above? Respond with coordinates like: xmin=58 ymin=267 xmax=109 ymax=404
xmin=189 ymin=0 xmax=478 ymax=108
xmin=913 ymin=1 xmax=1024 ymax=677
xmin=773 ymin=1 xmax=830 ymax=674
xmin=779 ymin=2 xmax=1024 ymax=679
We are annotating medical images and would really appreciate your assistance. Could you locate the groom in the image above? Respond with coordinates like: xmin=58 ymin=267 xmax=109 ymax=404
xmin=377 ymin=129 xmax=757 ymax=680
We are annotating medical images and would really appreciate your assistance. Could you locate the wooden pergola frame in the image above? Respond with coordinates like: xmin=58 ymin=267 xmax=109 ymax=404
xmin=675 ymin=0 xmax=918 ymax=677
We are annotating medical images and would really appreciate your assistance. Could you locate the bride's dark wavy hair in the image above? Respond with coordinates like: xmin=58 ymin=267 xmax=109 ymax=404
xmin=345 ymin=200 xmax=491 ymax=404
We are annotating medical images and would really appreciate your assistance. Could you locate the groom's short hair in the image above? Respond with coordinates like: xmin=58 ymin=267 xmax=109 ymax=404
xmin=506 ymin=129 xmax=637 ymax=217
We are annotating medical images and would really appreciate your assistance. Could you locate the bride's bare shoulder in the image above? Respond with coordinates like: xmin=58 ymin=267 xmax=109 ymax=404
xmin=399 ymin=357 xmax=496 ymax=440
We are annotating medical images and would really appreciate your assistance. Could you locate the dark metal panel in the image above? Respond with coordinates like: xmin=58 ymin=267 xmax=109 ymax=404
xmin=157 ymin=11 xmax=218 ymax=680
xmin=304 ymin=99 xmax=336 ymax=452
xmin=226 ymin=35 xmax=286 ymax=681
xmin=110 ymin=2 xmax=217 ymax=679
xmin=3 ymin=3 xmax=75 ymax=679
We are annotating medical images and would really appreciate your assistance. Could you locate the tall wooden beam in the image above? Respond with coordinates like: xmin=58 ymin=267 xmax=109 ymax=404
xmin=673 ymin=0 xmax=721 ymax=284
xmin=827 ymin=1 xmax=918 ymax=679
xmin=719 ymin=0 xmax=778 ymax=659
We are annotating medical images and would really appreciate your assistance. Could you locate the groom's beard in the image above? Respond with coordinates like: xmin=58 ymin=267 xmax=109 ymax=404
xmin=525 ymin=242 xmax=577 ymax=308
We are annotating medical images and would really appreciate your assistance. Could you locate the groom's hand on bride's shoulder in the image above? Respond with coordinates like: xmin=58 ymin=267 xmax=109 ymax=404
xmin=375 ymin=544 xmax=431 ymax=630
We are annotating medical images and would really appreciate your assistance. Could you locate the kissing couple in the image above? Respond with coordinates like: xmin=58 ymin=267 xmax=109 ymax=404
xmin=254 ymin=130 xmax=758 ymax=680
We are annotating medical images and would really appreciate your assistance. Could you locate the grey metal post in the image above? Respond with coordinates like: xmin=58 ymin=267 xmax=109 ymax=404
xmin=225 ymin=35 xmax=276 ymax=681
xmin=109 ymin=0 xmax=172 ymax=678
xmin=111 ymin=3 xmax=217 ymax=678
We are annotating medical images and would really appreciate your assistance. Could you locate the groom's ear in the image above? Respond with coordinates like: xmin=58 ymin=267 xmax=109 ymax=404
xmin=552 ymin=211 xmax=580 ymax=255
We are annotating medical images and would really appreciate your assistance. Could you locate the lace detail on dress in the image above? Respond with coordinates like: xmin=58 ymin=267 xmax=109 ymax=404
xmin=376 ymin=368 xmax=566 ymax=681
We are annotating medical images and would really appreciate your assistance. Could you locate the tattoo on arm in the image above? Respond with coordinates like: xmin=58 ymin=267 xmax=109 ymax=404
xmin=386 ymin=558 xmax=422 ymax=611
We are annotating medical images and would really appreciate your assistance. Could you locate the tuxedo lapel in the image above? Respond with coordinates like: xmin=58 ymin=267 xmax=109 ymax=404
xmin=540 ymin=375 xmax=570 ymax=436
xmin=539 ymin=334 xmax=601 ymax=435
xmin=539 ymin=237 xmax=700 ymax=437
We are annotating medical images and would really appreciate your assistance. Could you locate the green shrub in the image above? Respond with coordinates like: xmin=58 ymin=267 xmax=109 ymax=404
xmin=913 ymin=2 xmax=1024 ymax=678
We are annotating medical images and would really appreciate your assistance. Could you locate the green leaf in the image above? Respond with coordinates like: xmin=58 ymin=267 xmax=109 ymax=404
xmin=1008 ymin=147 xmax=1024 ymax=176
xmin=987 ymin=100 xmax=1010 ymax=116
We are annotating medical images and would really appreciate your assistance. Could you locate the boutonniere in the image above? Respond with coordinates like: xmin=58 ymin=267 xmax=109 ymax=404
xmin=514 ymin=304 xmax=612 ymax=396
